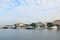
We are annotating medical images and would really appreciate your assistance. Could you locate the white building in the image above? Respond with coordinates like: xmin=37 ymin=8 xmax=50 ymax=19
xmin=36 ymin=22 xmax=44 ymax=27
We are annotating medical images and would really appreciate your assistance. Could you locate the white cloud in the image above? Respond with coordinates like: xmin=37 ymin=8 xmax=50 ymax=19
xmin=0 ymin=0 xmax=60 ymax=25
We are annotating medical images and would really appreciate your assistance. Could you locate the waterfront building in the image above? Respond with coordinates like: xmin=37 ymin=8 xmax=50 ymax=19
xmin=36 ymin=22 xmax=44 ymax=28
xmin=53 ymin=20 xmax=60 ymax=28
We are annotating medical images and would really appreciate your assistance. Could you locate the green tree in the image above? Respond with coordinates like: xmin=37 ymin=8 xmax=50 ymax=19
xmin=30 ymin=23 xmax=36 ymax=27
xmin=47 ymin=23 xmax=54 ymax=27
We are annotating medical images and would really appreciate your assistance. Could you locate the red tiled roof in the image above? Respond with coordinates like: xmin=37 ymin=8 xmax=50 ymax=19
xmin=54 ymin=20 xmax=60 ymax=22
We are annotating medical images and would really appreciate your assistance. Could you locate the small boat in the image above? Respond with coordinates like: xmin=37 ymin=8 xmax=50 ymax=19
xmin=52 ymin=26 xmax=58 ymax=30
xmin=25 ymin=26 xmax=35 ymax=29
xmin=52 ymin=26 xmax=57 ymax=29
xmin=36 ymin=26 xmax=42 ymax=29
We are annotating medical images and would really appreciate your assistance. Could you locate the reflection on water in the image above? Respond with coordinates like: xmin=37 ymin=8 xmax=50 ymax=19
xmin=0 ymin=29 xmax=60 ymax=40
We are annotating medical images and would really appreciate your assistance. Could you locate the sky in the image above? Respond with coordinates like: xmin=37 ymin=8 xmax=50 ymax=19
xmin=0 ymin=0 xmax=60 ymax=25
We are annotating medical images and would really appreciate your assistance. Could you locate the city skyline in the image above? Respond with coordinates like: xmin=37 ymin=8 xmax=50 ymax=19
xmin=0 ymin=0 xmax=60 ymax=25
